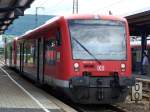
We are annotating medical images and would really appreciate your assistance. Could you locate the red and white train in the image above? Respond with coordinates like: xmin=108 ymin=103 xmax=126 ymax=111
xmin=5 ymin=14 xmax=134 ymax=104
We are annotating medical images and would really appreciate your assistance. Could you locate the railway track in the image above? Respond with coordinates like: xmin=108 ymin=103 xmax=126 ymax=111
xmin=73 ymin=104 xmax=130 ymax=112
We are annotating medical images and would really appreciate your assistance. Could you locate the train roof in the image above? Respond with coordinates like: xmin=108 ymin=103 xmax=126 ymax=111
xmin=17 ymin=16 xmax=62 ymax=40
xmin=64 ymin=14 xmax=126 ymax=22
xmin=17 ymin=14 xmax=127 ymax=41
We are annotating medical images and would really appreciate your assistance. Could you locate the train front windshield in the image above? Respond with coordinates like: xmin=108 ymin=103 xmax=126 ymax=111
xmin=68 ymin=19 xmax=127 ymax=60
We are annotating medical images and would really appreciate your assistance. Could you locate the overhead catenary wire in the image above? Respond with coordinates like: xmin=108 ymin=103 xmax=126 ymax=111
xmin=93 ymin=0 xmax=124 ymax=13
xmin=32 ymin=0 xmax=126 ymax=15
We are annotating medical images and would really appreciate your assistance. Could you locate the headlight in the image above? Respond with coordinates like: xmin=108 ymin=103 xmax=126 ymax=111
xmin=121 ymin=63 xmax=126 ymax=72
xmin=121 ymin=63 xmax=126 ymax=69
xmin=74 ymin=63 xmax=79 ymax=68
xmin=74 ymin=63 xmax=79 ymax=71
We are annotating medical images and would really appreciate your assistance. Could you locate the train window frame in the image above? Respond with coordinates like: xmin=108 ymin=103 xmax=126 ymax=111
xmin=67 ymin=19 xmax=128 ymax=61
xmin=45 ymin=39 xmax=57 ymax=65
xmin=23 ymin=40 xmax=36 ymax=64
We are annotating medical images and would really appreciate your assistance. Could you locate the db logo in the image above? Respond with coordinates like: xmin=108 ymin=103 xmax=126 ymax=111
xmin=97 ymin=65 xmax=105 ymax=71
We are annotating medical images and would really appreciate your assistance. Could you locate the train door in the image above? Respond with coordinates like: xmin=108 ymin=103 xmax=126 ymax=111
xmin=43 ymin=27 xmax=62 ymax=86
xmin=20 ymin=43 xmax=24 ymax=72
xmin=37 ymin=38 xmax=44 ymax=84
xmin=16 ymin=43 xmax=20 ymax=70
xmin=9 ymin=46 xmax=12 ymax=66
xmin=19 ymin=43 xmax=22 ymax=72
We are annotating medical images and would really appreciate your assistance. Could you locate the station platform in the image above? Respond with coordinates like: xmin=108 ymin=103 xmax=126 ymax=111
xmin=0 ymin=63 xmax=76 ymax=112
xmin=133 ymin=73 xmax=150 ymax=80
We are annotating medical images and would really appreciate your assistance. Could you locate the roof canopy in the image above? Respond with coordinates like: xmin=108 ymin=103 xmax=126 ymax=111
xmin=0 ymin=0 xmax=34 ymax=34
xmin=126 ymin=9 xmax=150 ymax=36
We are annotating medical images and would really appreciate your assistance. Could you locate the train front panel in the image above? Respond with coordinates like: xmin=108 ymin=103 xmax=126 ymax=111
xmin=60 ymin=15 xmax=135 ymax=104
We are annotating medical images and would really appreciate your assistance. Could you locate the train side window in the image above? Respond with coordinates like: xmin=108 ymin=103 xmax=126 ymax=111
xmin=24 ymin=47 xmax=28 ymax=63
xmin=24 ymin=41 xmax=36 ymax=64
xmin=56 ymin=28 xmax=62 ymax=46
xmin=29 ymin=44 xmax=36 ymax=64
xmin=45 ymin=39 xmax=56 ymax=65
xmin=16 ymin=44 xmax=20 ymax=65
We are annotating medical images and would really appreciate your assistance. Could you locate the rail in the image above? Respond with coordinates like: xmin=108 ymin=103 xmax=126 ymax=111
xmin=74 ymin=104 xmax=130 ymax=112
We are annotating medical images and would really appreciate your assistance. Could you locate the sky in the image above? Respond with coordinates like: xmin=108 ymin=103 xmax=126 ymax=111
xmin=25 ymin=0 xmax=150 ymax=16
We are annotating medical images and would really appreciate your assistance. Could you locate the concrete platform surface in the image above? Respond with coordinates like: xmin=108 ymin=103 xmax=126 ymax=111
xmin=0 ymin=63 xmax=77 ymax=112
xmin=133 ymin=73 xmax=150 ymax=80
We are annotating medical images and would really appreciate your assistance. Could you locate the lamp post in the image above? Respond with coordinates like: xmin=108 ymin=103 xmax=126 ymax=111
xmin=73 ymin=0 xmax=78 ymax=14
xmin=35 ymin=7 xmax=44 ymax=28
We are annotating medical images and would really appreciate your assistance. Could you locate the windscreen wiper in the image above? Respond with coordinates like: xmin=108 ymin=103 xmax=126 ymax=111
xmin=72 ymin=37 xmax=101 ymax=65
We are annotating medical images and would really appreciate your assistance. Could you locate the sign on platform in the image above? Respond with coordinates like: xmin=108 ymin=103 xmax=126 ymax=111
xmin=131 ymin=82 xmax=142 ymax=101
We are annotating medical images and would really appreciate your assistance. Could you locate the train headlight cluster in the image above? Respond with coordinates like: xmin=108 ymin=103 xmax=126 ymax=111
xmin=121 ymin=63 xmax=126 ymax=72
xmin=74 ymin=63 xmax=79 ymax=71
